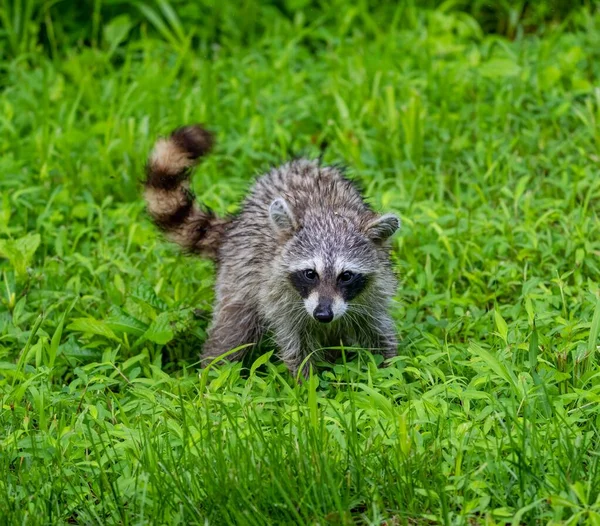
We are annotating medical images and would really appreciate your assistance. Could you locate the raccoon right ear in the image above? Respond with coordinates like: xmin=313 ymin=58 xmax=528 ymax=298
xmin=365 ymin=213 xmax=400 ymax=242
xmin=269 ymin=198 xmax=297 ymax=234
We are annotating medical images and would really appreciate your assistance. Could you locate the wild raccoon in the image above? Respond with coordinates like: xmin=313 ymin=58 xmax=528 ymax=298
xmin=144 ymin=125 xmax=400 ymax=377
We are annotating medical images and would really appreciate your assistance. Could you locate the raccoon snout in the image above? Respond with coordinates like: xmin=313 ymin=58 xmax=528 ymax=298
xmin=305 ymin=293 xmax=345 ymax=323
xmin=314 ymin=302 xmax=334 ymax=323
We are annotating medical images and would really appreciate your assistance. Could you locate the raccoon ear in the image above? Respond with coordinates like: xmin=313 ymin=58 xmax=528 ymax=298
xmin=365 ymin=214 xmax=400 ymax=242
xmin=269 ymin=198 xmax=297 ymax=234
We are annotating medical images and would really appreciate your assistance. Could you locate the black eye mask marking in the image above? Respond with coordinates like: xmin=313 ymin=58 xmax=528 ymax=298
xmin=338 ymin=273 xmax=369 ymax=301
xmin=289 ymin=270 xmax=319 ymax=299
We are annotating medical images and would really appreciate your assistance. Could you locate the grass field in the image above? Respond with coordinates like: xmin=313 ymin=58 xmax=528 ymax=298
xmin=2 ymin=1 xmax=600 ymax=524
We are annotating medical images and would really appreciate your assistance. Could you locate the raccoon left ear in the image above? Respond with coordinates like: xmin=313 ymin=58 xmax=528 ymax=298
xmin=269 ymin=198 xmax=297 ymax=234
xmin=365 ymin=214 xmax=400 ymax=242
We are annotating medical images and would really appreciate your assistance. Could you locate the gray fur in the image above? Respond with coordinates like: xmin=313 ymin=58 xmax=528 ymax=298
xmin=143 ymin=125 xmax=400 ymax=378
xmin=269 ymin=198 xmax=297 ymax=234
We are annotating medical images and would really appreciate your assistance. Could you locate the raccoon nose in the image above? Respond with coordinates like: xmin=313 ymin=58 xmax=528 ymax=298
xmin=313 ymin=304 xmax=334 ymax=323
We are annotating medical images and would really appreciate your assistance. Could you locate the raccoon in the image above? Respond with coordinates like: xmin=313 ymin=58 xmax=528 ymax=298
xmin=144 ymin=125 xmax=400 ymax=377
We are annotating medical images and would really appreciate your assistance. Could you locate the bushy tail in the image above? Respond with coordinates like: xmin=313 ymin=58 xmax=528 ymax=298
xmin=144 ymin=125 xmax=228 ymax=260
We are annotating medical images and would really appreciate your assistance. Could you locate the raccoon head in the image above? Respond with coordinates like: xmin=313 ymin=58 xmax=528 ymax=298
xmin=271 ymin=198 xmax=399 ymax=323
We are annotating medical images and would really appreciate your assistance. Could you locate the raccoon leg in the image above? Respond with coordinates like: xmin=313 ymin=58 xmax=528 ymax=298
xmin=201 ymin=300 xmax=261 ymax=364
xmin=273 ymin=330 xmax=311 ymax=379
xmin=372 ymin=313 xmax=398 ymax=362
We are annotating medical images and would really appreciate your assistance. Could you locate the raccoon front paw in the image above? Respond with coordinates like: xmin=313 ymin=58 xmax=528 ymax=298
xmin=379 ymin=348 xmax=397 ymax=368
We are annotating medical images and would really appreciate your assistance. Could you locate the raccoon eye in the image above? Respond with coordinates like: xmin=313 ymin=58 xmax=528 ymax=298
xmin=338 ymin=271 xmax=355 ymax=283
xmin=303 ymin=269 xmax=318 ymax=281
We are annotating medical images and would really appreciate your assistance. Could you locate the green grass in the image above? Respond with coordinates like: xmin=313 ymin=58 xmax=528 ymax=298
xmin=1 ymin=1 xmax=600 ymax=524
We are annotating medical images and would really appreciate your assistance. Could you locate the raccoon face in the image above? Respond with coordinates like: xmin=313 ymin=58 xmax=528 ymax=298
xmin=270 ymin=196 xmax=400 ymax=323
xmin=288 ymin=266 xmax=370 ymax=323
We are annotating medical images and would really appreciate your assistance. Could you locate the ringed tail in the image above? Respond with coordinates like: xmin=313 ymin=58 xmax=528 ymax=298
xmin=143 ymin=125 xmax=228 ymax=260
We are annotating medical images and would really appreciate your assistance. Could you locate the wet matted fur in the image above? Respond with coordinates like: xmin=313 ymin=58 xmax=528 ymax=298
xmin=144 ymin=125 xmax=400 ymax=377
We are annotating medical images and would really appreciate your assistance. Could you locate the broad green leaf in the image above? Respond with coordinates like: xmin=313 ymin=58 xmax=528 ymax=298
xmin=104 ymin=14 xmax=133 ymax=54
xmin=143 ymin=312 xmax=174 ymax=345
xmin=250 ymin=351 xmax=273 ymax=376
xmin=356 ymin=384 xmax=393 ymax=417
xmin=106 ymin=306 xmax=148 ymax=337
xmin=0 ymin=233 xmax=41 ymax=277
xmin=468 ymin=342 xmax=519 ymax=394
xmin=479 ymin=58 xmax=521 ymax=78
xmin=15 ymin=233 xmax=41 ymax=262
xmin=67 ymin=318 xmax=120 ymax=342
xmin=494 ymin=309 xmax=508 ymax=343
